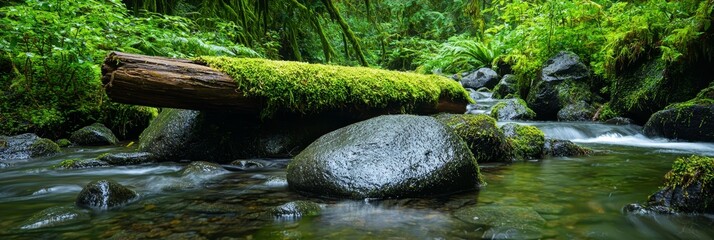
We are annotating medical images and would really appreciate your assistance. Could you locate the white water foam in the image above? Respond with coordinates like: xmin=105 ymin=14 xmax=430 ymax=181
xmin=572 ymin=133 xmax=714 ymax=156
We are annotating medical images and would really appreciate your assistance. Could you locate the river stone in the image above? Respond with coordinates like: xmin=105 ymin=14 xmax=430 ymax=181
xmin=76 ymin=179 xmax=138 ymax=210
xmin=180 ymin=161 xmax=228 ymax=177
xmin=557 ymin=101 xmax=596 ymax=121
xmin=643 ymin=104 xmax=714 ymax=142
xmin=19 ymin=206 xmax=90 ymax=230
xmin=541 ymin=51 xmax=589 ymax=82
xmin=460 ymin=68 xmax=500 ymax=90
xmin=501 ymin=123 xmax=545 ymax=160
xmin=543 ymin=139 xmax=591 ymax=157
xmin=0 ymin=133 xmax=60 ymax=161
xmin=454 ymin=205 xmax=546 ymax=240
xmin=99 ymin=152 xmax=155 ymax=166
xmin=491 ymin=99 xmax=536 ymax=121
xmin=604 ymin=117 xmax=632 ymax=125
xmin=70 ymin=123 xmax=118 ymax=146
xmin=271 ymin=201 xmax=323 ymax=219
xmin=434 ymin=114 xmax=512 ymax=163
xmin=287 ymin=115 xmax=483 ymax=199
xmin=229 ymin=160 xmax=265 ymax=170
xmin=54 ymin=158 xmax=110 ymax=170
xmin=56 ymin=139 xmax=72 ymax=147
xmin=492 ymin=74 xmax=519 ymax=99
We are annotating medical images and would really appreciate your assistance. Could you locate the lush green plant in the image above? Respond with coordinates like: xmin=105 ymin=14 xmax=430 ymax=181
xmin=418 ymin=35 xmax=500 ymax=74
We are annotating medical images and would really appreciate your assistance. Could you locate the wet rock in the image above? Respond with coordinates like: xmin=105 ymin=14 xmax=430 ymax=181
xmin=0 ymin=162 xmax=9 ymax=168
xmin=69 ymin=123 xmax=118 ymax=146
xmin=180 ymin=161 xmax=228 ymax=177
xmin=540 ymin=51 xmax=590 ymax=82
xmin=270 ymin=201 xmax=322 ymax=219
xmin=557 ymin=101 xmax=596 ymax=121
xmin=604 ymin=117 xmax=632 ymax=125
xmin=626 ymin=156 xmax=714 ymax=214
xmin=643 ymin=102 xmax=714 ymax=142
xmin=19 ymin=206 xmax=90 ymax=230
xmin=501 ymin=123 xmax=545 ymax=160
xmin=492 ymin=74 xmax=519 ymax=99
xmin=0 ymin=133 xmax=60 ymax=161
xmin=76 ymin=179 xmax=138 ymax=210
xmin=229 ymin=160 xmax=265 ymax=170
xmin=491 ymin=98 xmax=536 ymax=121
xmin=435 ymin=114 xmax=512 ymax=163
xmin=454 ymin=205 xmax=546 ymax=240
xmin=543 ymin=139 xmax=591 ymax=157
xmin=99 ymin=152 xmax=155 ymax=166
xmin=459 ymin=68 xmax=500 ymax=90
xmin=56 ymin=139 xmax=72 ymax=148
xmin=287 ymin=115 xmax=483 ymax=199
xmin=53 ymin=158 xmax=110 ymax=170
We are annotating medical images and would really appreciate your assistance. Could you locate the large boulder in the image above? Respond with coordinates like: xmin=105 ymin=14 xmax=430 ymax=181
xmin=643 ymin=88 xmax=714 ymax=142
xmin=557 ymin=101 xmax=596 ymax=121
xmin=527 ymin=52 xmax=596 ymax=120
xmin=501 ymin=123 xmax=545 ymax=160
xmin=459 ymin=68 xmax=500 ymax=90
xmin=625 ymin=156 xmax=714 ymax=214
xmin=492 ymin=74 xmax=519 ymax=99
xmin=69 ymin=123 xmax=118 ymax=146
xmin=490 ymin=98 xmax=536 ymax=121
xmin=0 ymin=133 xmax=60 ymax=161
xmin=137 ymin=109 xmax=352 ymax=163
xmin=287 ymin=115 xmax=483 ymax=199
xmin=435 ymin=114 xmax=512 ymax=163
xmin=76 ymin=180 xmax=138 ymax=210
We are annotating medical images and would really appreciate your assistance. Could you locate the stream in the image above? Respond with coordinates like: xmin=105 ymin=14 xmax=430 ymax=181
xmin=2 ymin=95 xmax=714 ymax=239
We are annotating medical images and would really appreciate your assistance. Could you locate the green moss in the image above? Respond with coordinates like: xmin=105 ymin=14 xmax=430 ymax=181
xmin=597 ymin=103 xmax=619 ymax=121
xmin=53 ymin=158 xmax=80 ymax=169
xmin=55 ymin=139 xmax=72 ymax=148
xmin=196 ymin=56 xmax=472 ymax=118
xmin=435 ymin=114 xmax=511 ymax=163
xmin=502 ymin=124 xmax=545 ymax=160
xmin=491 ymin=98 xmax=536 ymax=120
xmin=29 ymin=138 xmax=60 ymax=158
xmin=664 ymin=155 xmax=714 ymax=190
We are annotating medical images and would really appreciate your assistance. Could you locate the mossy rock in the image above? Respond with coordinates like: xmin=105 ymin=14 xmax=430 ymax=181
xmin=98 ymin=152 xmax=154 ymax=166
xmin=491 ymin=98 xmax=536 ymax=121
xmin=55 ymin=139 xmax=72 ymax=148
xmin=527 ymin=80 xmax=595 ymax=121
xmin=557 ymin=101 xmax=596 ymax=121
xmin=542 ymin=139 xmax=591 ymax=157
xmin=0 ymin=133 xmax=60 ymax=161
xmin=180 ymin=161 xmax=228 ymax=177
xmin=270 ymin=201 xmax=323 ymax=219
xmin=434 ymin=114 xmax=512 ymax=163
xmin=197 ymin=56 xmax=472 ymax=118
xmin=53 ymin=158 xmax=110 ymax=170
xmin=627 ymin=156 xmax=714 ymax=214
xmin=492 ymin=74 xmax=519 ymax=99
xmin=643 ymin=88 xmax=714 ymax=142
xmin=69 ymin=123 xmax=118 ymax=146
xmin=501 ymin=123 xmax=545 ymax=160
xmin=76 ymin=179 xmax=138 ymax=210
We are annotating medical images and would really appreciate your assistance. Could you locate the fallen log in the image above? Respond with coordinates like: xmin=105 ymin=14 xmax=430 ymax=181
xmin=101 ymin=52 xmax=470 ymax=117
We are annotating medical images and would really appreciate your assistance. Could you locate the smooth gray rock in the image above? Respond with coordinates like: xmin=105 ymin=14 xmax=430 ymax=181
xmin=69 ymin=123 xmax=118 ymax=146
xmin=76 ymin=180 xmax=138 ymax=210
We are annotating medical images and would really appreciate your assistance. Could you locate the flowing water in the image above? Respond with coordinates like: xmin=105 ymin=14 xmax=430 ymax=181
xmin=2 ymin=99 xmax=714 ymax=239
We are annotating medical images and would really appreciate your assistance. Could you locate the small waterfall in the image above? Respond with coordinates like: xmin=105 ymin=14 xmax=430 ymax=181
xmin=465 ymin=89 xmax=508 ymax=115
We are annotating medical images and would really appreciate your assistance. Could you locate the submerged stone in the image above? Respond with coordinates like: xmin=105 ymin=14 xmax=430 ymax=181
xmin=53 ymin=158 xmax=110 ymax=170
xmin=19 ymin=206 xmax=90 ymax=230
xmin=454 ymin=205 xmax=546 ymax=240
xmin=435 ymin=114 xmax=512 ymax=163
xmin=270 ymin=201 xmax=323 ymax=219
xmin=76 ymin=179 xmax=138 ymax=210
xmin=287 ymin=115 xmax=483 ymax=199
xmin=0 ymin=133 xmax=60 ymax=161
xmin=542 ymin=139 xmax=591 ymax=157
xmin=69 ymin=123 xmax=118 ymax=146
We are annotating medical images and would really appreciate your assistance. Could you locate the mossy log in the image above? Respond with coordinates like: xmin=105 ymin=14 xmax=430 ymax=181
xmin=101 ymin=52 xmax=469 ymax=117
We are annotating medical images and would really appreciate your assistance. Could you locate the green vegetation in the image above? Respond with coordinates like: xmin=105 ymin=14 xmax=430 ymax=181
xmin=502 ymin=124 xmax=546 ymax=161
xmin=434 ymin=114 xmax=511 ymax=163
xmin=198 ymin=56 xmax=471 ymax=117
xmin=664 ymin=155 xmax=714 ymax=190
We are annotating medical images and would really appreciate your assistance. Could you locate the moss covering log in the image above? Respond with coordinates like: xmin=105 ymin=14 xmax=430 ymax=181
xmin=101 ymin=52 xmax=470 ymax=118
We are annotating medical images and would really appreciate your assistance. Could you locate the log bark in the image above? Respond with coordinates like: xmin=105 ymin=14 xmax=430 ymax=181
xmin=101 ymin=51 xmax=263 ymax=113
xmin=101 ymin=51 xmax=466 ymax=115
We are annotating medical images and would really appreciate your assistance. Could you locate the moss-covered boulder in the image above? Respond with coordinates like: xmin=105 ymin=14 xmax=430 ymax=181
xmin=490 ymin=98 xmax=536 ymax=121
xmin=18 ymin=206 xmax=90 ymax=230
xmin=287 ymin=115 xmax=483 ymax=199
xmin=435 ymin=114 xmax=512 ymax=163
xmin=492 ymin=74 xmax=519 ymax=99
xmin=643 ymin=88 xmax=714 ymax=142
xmin=55 ymin=139 xmax=72 ymax=148
xmin=542 ymin=139 xmax=591 ymax=157
xmin=138 ymin=108 xmax=358 ymax=163
xmin=69 ymin=123 xmax=118 ymax=146
xmin=626 ymin=156 xmax=714 ymax=214
xmin=0 ymin=133 xmax=60 ymax=161
xmin=53 ymin=158 xmax=110 ymax=170
xmin=98 ymin=152 xmax=154 ymax=166
xmin=454 ymin=205 xmax=546 ymax=240
xmin=557 ymin=101 xmax=596 ymax=121
xmin=501 ymin=123 xmax=545 ymax=160
xmin=76 ymin=180 xmax=138 ymax=210
xmin=270 ymin=201 xmax=323 ymax=219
